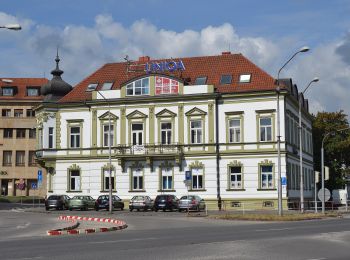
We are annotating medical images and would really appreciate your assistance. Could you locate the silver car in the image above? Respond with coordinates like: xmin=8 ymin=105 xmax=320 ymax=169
xmin=178 ymin=195 xmax=206 ymax=212
xmin=129 ymin=195 xmax=154 ymax=211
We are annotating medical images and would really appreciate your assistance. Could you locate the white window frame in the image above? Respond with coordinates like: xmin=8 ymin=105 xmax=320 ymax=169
xmin=103 ymin=169 xmax=115 ymax=191
xmin=126 ymin=78 xmax=149 ymax=96
xmin=69 ymin=170 xmax=81 ymax=191
xmin=192 ymin=168 xmax=203 ymax=190
xmin=132 ymin=168 xmax=143 ymax=190
xmin=229 ymin=119 xmax=241 ymax=143
xmin=260 ymin=165 xmax=273 ymax=189
xmin=48 ymin=127 xmax=54 ymax=149
xmin=103 ymin=124 xmax=114 ymax=147
xmin=161 ymin=122 xmax=172 ymax=145
xmin=131 ymin=123 xmax=143 ymax=145
xmin=70 ymin=126 xmax=81 ymax=148
xmin=229 ymin=166 xmax=242 ymax=189
xmin=190 ymin=120 xmax=203 ymax=144
xmin=161 ymin=167 xmax=173 ymax=190
xmin=259 ymin=117 xmax=272 ymax=142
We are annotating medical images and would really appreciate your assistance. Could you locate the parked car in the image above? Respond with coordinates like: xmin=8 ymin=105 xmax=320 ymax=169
xmin=68 ymin=195 xmax=95 ymax=211
xmin=129 ymin=195 xmax=154 ymax=211
xmin=95 ymin=195 xmax=124 ymax=211
xmin=154 ymin=194 xmax=179 ymax=212
xmin=45 ymin=195 xmax=71 ymax=211
xmin=178 ymin=195 xmax=206 ymax=212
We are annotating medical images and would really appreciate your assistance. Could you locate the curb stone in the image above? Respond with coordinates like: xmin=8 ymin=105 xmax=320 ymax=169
xmin=47 ymin=215 xmax=127 ymax=236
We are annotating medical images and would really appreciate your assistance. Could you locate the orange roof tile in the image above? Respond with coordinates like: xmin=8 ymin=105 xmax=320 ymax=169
xmin=0 ymin=78 xmax=48 ymax=101
xmin=59 ymin=53 xmax=276 ymax=103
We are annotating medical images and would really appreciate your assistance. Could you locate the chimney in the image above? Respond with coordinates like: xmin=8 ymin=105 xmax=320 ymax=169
xmin=139 ymin=56 xmax=151 ymax=62
xmin=222 ymin=51 xmax=231 ymax=55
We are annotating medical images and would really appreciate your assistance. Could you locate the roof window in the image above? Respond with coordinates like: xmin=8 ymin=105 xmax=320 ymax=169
xmin=101 ymin=82 xmax=113 ymax=90
xmin=1 ymin=87 xmax=14 ymax=96
xmin=86 ymin=83 xmax=98 ymax=92
xmin=220 ymin=75 xmax=232 ymax=85
xmin=194 ymin=76 xmax=207 ymax=85
xmin=26 ymin=87 xmax=40 ymax=96
xmin=239 ymin=74 xmax=251 ymax=83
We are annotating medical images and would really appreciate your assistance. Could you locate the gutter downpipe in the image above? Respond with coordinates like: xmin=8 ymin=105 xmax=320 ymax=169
xmin=215 ymin=93 xmax=222 ymax=210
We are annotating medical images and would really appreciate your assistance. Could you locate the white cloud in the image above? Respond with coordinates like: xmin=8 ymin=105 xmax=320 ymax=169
xmin=0 ymin=12 xmax=349 ymax=116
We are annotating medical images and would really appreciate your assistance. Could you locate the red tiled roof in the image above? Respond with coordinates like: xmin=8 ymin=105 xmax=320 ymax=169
xmin=0 ymin=78 xmax=48 ymax=101
xmin=59 ymin=53 xmax=276 ymax=103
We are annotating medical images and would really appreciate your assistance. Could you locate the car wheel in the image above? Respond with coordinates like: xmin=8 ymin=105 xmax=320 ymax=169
xmin=45 ymin=207 xmax=49 ymax=211
xmin=129 ymin=208 xmax=133 ymax=212
xmin=56 ymin=207 xmax=60 ymax=210
xmin=69 ymin=208 xmax=72 ymax=211
xmin=121 ymin=207 xmax=124 ymax=211
xmin=170 ymin=206 xmax=173 ymax=212
xmin=95 ymin=207 xmax=99 ymax=211
xmin=143 ymin=207 xmax=147 ymax=212
xmin=163 ymin=208 xmax=166 ymax=212
xmin=154 ymin=208 xmax=158 ymax=212
xmin=137 ymin=209 xmax=140 ymax=212
xmin=196 ymin=205 xmax=200 ymax=212
xmin=178 ymin=209 xmax=182 ymax=212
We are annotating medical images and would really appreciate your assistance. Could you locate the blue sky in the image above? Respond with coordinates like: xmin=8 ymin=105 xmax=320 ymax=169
xmin=0 ymin=0 xmax=350 ymax=114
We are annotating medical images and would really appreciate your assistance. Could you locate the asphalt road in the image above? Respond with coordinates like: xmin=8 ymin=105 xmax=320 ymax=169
xmin=1 ymin=203 xmax=350 ymax=260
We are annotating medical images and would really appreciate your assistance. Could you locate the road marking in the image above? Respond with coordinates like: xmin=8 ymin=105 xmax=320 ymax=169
xmin=88 ymin=237 xmax=158 ymax=244
xmin=255 ymin=227 xmax=293 ymax=232
xmin=306 ymin=258 xmax=326 ymax=260
xmin=16 ymin=222 xmax=30 ymax=229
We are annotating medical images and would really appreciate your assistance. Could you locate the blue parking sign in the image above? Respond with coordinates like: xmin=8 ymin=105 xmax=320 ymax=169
xmin=31 ymin=182 xmax=37 ymax=189
xmin=281 ymin=177 xmax=287 ymax=186
xmin=38 ymin=169 xmax=43 ymax=187
xmin=185 ymin=171 xmax=192 ymax=181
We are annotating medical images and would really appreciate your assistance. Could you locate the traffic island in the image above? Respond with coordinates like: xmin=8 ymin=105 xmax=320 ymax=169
xmin=47 ymin=215 xmax=128 ymax=236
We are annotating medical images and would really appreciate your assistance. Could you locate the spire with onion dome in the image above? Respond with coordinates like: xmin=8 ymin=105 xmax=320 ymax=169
xmin=41 ymin=49 xmax=72 ymax=102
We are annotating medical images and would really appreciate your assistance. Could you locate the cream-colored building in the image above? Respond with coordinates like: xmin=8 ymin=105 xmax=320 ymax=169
xmin=36 ymin=53 xmax=314 ymax=209
xmin=0 ymin=78 xmax=48 ymax=197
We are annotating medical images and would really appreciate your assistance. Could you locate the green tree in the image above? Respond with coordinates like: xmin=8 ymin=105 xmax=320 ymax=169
xmin=313 ymin=111 xmax=350 ymax=190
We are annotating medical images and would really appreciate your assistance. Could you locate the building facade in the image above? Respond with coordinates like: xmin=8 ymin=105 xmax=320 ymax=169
xmin=0 ymin=78 xmax=48 ymax=197
xmin=36 ymin=52 xmax=314 ymax=208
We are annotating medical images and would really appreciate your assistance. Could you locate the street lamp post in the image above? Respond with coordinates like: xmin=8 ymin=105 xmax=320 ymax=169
xmin=276 ymin=46 xmax=309 ymax=216
xmin=0 ymin=24 xmax=21 ymax=30
xmin=321 ymin=127 xmax=350 ymax=214
xmin=299 ymin=77 xmax=319 ymax=213
xmin=96 ymin=90 xmax=113 ymax=214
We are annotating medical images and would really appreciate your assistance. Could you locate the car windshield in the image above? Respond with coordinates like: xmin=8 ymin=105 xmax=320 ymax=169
xmin=132 ymin=196 xmax=144 ymax=200
xmin=72 ymin=196 xmax=84 ymax=200
xmin=48 ymin=195 xmax=61 ymax=200
xmin=180 ymin=196 xmax=195 ymax=200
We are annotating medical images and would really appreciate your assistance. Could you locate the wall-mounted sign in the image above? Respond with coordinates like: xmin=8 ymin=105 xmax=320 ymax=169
xmin=0 ymin=170 xmax=7 ymax=175
xmin=155 ymin=76 xmax=179 ymax=95
xmin=145 ymin=60 xmax=185 ymax=74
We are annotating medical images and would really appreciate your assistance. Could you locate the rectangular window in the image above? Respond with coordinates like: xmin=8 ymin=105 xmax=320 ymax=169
xmin=261 ymin=165 xmax=273 ymax=189
xmin=3 ymin=128 xmax=13 ymax=138
xmin=101 ymin=82 xmax=113 ymax=90
xmin=16 ymin=151 xmax=25 ymax=166
xmin=28 ymin=151 xmax=36 ymax=166
xmin=14 ymin=109 xmax=23 ymax=117
xmin=26 ymin=109 xmax=35 ymax=117
xmin=194 ymin=76 xmax=207 ymax=85
xmin=220 ymin=75 xmax=232 ymax=84
xmin=70 ymin=126 xmax=81 ymax=148
xmin=2 ymin=87 xmax=14 ymax=96
xmin=29 ymin=128 xmax=36 ymax=139
xmin=126 ymin=78 xmax=149 ymax=96
xmin=229 ymin=119 xmax=240 ymax=143
xmin=239 ymin=74 xmax=251 ymax=83
xmin=161 ymin=168 xmax=173 ymax=190
xmin=70 ymin=170 xmax=81 ymax=191
xmin=155 ymin=76 xmax=179 ymax=95
xmin=192 ymin=168 xmax=203 ymax=189
xmin=161 ymin=122 xmax=172 ymax=145
xmin=103 ymin=169 xmax=115 ymax=190
xmin=2 ymin=109 xmax=11 ymax=117
xmin=16 ymin=129 xmax=26 ymax=138
xmin=3 ymin=151 xmax=12 ymax=166
xmin=229 ymin=166 xmax=242 ymax=189
xmin=132 ymin=168 xmax=143 ymax=190
xmin=131 ymin=123 xmax=143 ymax=145
xmin=260 ymin=117 xmax=272 ymax=141
xmin=48 ymin=127 xmax=54 ymax=148
xmin=103 ymin=124 xmax=114 ymax=147
xmin=190 ymin=120 xmax=202 ymax=144
xmin=26 ymin=87 xmax=39 ymax=96
xmin=86 ymin=83 xmax=98 ymax=91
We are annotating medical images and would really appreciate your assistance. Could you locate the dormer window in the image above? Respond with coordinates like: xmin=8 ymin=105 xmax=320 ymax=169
xmin=86 ymin=83 xmax=98 ymax=92
xmin=101 ymin=82 xmax=113 ymax=90
xmin=126 ymin=78 xmax=149 ymax=96
xmin=220 ymin=75 xmax=232 ymax=84
xmin=2 ymin=87 xmax=14 ymax=96
xmin=239 ymin=74 xmax=251 ymax=83
xmin=195 ymin=76 xmax=207 ymax=85
xmin=27 ymin=87 xmax=40 ymax=96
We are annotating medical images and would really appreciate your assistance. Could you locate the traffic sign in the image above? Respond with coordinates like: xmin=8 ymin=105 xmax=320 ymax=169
xmin=38 ymin=169 xmax=43 ymax=187
xmin=281 ymin=177 xmax=287 ymax=186
xmin=318 ymin=188 xmax=331 ymax=202
xmin=183 ymin=180 xmax=191 ymax=187
xmin=31 ymin=183 xmax=37 ymax=189
xmin=185 ymin=171 xmax=192 ymax=181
